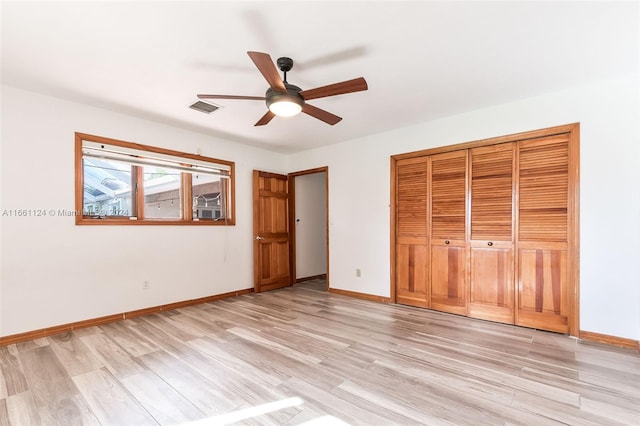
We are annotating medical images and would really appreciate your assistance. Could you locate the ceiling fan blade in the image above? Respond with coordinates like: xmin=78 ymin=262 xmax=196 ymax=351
xmin=255 ymin=110 xmax=276 ymax=126
xmin=300 ymin=77 xmax=368 ymax=100
xmin=197 ymin=94 xmax=265 ymax=101
xmin=302 ymin=104 xmax=342 ymax=125
xmin=247 ymin=51 xmax=287 ymax=93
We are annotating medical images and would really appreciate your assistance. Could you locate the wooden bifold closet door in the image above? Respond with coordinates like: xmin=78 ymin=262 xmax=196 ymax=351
xmin=429 ymin=150 xmax=468 ymax=316
xmin=393 ymin=157 xmax=430 ymax=308
xmin=468 ymin=143 xmax=515 ymax=324
xmin=391 ymin=124 xmax=578 ymax=336
xmin=515 ymin=135 xmax=571 ymax=333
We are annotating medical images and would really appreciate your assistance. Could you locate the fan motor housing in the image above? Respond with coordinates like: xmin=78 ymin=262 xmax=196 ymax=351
xmin=265 ymin=83 xmax=305 ymax=110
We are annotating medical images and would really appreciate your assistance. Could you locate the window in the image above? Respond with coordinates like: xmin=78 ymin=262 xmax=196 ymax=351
xmin=75 ymin=133 xmax=235 ymax=225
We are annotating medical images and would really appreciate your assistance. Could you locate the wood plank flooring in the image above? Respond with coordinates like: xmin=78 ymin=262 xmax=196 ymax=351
xmin=1 ymin=279 xmax=639 ymax=425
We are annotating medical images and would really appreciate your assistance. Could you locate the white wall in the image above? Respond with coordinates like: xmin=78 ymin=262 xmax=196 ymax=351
xmin=2 ymin=72 xmax=639 ymax=342
xmin=286 ymin=73 xmax=640 ymax=341
xmin=294 ymin=172 xmax=327 ymax=279
xmin=0 ymin=85 xmax=286 ymax=336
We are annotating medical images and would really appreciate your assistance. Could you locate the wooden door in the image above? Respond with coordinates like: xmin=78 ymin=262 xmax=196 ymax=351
xmin=430 ymin=150 xmax=468 ymax=315
xmin=394 ymin=157 xmax=429 ymax=308
xmin=253 ymin=170 xmax=290 ymax=293
xmin=515 ymin=135 xmax=570 ymax=333
xmin=468 ymin=143 xmax=515 ymax=324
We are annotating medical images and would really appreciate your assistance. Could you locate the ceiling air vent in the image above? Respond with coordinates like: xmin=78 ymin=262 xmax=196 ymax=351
xmin=189 ymin=100 xmax=220 ymax=114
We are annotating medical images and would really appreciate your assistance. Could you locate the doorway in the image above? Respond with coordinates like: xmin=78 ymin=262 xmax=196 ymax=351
xmin=289 ymin=167 xmax=329 ymax=290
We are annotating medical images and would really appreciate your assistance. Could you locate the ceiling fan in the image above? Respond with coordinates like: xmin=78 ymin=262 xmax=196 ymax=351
xmin=197 ymin=51 xmax=368 ymax=126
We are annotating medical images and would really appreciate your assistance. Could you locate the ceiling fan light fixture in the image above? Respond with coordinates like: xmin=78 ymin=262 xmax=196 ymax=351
xmin=269 ymin=100 xmax=302 ymax=117
xmin=267 ymin=93 xmax=304 ymax=117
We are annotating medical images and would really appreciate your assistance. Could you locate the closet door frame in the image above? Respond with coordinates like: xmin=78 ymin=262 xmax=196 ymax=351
xmin=390 ymin=123 xmax=579 ymax=336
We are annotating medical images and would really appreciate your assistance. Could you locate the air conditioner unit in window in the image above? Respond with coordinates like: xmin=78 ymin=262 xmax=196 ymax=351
xmin=196 ymin=206 xmax=221 ymax=220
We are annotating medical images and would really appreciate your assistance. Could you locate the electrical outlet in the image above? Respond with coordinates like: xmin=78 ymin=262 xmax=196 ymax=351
xmin=143 ymin=280 xmax=150 ymax=290
xmin=356 ymin=269 xmax=361 ymax=277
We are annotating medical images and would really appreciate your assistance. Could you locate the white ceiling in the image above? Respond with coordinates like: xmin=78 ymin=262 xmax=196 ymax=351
xmin=1 ymin=1 xmax=637 ymax=153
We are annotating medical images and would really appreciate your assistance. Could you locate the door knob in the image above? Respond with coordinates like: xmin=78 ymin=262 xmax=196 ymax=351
xmin=487 ymin=241 xmax=493 ymax=246
xmin=445 ymin=240 xmax=450 ymax=245
xmin=255 ymin=236 xmax=264 ymax=240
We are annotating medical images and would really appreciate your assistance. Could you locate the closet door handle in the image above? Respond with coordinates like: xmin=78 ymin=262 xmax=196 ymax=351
xmin=445 ymin=240 xmax=450 ymax=245
xmin=487 ymin=241 xmax=493 ymax=247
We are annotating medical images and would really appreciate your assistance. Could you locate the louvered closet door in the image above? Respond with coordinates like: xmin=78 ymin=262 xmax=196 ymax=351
xmin=430 ymin=150 xmax=468 ymax=315
xmin=468 ymin=143 xmax=515 ymax=324
xmin=516 ymin=134 xmax=570 ymax=333
xmin=395 ymin=157 xmax=430 ymax=307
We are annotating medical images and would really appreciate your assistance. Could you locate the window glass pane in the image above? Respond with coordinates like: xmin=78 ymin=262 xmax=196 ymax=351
xmin=143 ymin=166 xmax=182 ymax=219
xmin=192 ymin=173 xmax=225 ymax=220
xmin=83 ymin=158 xmax=133 ymax=217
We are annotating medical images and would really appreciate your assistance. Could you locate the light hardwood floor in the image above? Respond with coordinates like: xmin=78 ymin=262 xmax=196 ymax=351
xmin=1 ymin=279 xmax=639 ymax=425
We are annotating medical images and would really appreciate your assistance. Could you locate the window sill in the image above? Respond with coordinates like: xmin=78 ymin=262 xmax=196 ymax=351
xmin=75 ymin=217 xmax=235 ymax=226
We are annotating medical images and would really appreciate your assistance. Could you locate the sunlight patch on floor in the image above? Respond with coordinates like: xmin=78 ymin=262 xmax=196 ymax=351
xmin=297 ymin=415 xmax=351 ymax=425
xmin=179 ymin=397 xmax=306 ymax=425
